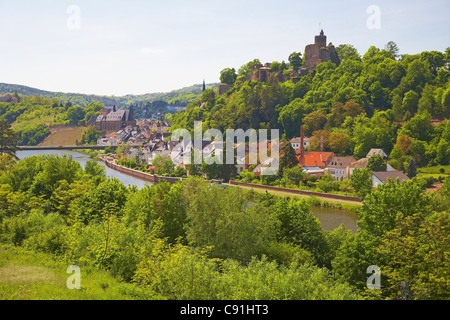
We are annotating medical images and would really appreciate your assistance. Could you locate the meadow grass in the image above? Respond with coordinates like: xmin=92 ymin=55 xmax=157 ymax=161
xmin=417 ymin=165 xmax=450 ymax=174
xmin=0 ymin=245 xmax=158 ymax=300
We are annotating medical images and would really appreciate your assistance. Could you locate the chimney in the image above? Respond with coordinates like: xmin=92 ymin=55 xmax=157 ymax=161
xmin=320 ymin=136 xmax=324 ymax=152
xmin=300 ymin=126 xmax=304 ymax=156
xmin=299 ymin=125 xmax=305 ymax=166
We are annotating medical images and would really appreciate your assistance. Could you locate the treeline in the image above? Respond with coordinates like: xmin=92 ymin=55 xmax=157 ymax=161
xmin=0 ymin=82 xmax=219 ymax=110
xmin=170 ymin=45 xmax=450 ymax=168
xmin=0 ymin=154 xmax=448 ymax=299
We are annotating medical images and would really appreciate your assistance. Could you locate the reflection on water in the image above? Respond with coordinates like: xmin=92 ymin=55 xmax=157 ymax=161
xmin=16 ymin=150 xmax=151 ymax=189
xmin=310 ymin=206 xmax=358 ymax=233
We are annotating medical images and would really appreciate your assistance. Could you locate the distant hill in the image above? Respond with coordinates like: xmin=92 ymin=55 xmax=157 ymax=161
xmin=0 ymin=82 xmax=219 ymax=108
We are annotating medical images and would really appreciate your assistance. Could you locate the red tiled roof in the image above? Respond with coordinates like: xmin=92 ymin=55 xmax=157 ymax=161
xmin=297 ymin=152 xmax=334 ymax=168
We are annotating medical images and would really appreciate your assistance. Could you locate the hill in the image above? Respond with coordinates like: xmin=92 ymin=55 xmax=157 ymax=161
xmin=0 ymin=82 xmax=219 ymax=108
xmin=170 ymin=44 xmax=450 ymax=170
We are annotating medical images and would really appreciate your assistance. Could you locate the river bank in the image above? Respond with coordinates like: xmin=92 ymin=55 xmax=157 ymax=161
xmin=16 ymin=149 xmax=151 ymax=189
xmin=16 ymin=149 xmax=359 ymax=231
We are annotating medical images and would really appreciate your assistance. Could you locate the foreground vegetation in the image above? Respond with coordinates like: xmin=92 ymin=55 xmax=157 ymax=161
xmin=0 ymin=154 xmax=448 ymax=300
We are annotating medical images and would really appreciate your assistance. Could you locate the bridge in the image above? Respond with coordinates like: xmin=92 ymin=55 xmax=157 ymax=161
xmin=18 ymin=144 xmax=143 ymax=151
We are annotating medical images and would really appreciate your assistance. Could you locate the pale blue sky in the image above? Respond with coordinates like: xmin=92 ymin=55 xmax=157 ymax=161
xmin=0 ymin=0 xmax=448 ymax=96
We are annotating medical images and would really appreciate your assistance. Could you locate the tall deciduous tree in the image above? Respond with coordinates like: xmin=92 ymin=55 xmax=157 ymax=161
xmin=219 ymin=68 xmax=237 ymax=85
xmin=366 ymin=154 xmax=387 ymax=171
xmin=0 ymin=119 xmax=19 ymax=157
xmin=376 ymin=211 xmax=450 ymax=300
xmin=350 ymin=168 xmax=372 ymax=198
xmin=288 ymin=52 xmax=303 ymax=69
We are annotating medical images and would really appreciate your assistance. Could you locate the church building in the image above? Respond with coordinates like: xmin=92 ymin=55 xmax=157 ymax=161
xmin=91 ymin=106 xmax=136 ymax=131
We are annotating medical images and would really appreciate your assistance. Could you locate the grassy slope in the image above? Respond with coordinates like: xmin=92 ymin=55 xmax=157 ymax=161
xmin=0 ymin=245 xmax=157 ymax=300
xmin=38 ymin=127 xmax=87 ymax=146
xmin=417 ymin=165 xmax=450 ymax=179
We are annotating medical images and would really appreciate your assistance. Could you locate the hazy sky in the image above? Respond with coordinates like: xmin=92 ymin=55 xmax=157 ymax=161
xmin=0 ymin=0 xmax=448 ymax=96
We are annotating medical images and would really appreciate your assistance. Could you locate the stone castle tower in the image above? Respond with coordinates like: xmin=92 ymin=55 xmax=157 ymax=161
xmin=314 ymin=29 xmax=327 ymax=48
xmin=304 ymin=29 xmax=340 ymax=69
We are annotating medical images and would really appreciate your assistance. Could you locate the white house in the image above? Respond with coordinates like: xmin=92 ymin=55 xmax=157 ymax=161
xmin=290 ymin=136 xmax=310 ymax=151
xmin=326 ymin=156 xmax=356 ymax=180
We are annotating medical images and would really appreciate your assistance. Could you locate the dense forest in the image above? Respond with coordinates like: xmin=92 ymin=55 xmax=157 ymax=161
xmin=0 ymin=152 xmax=448 ymax=299
xmin=170 ymin=44 xmax=450 ymax=169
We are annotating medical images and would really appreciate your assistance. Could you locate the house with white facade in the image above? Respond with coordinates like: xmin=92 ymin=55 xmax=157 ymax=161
xmin=290 ymin=136 xmax=310 ymax=151
xmin=326 ymin=156 xmax=356 ymax=180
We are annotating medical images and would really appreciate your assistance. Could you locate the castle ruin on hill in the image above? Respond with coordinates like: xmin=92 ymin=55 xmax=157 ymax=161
xmin=304 ymin=29 xmax=340 ymax=69
xmin=217 ymin=29 xmax=341 ymax=94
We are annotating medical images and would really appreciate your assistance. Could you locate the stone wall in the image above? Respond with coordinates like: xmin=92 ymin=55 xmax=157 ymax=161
xmin=217 ymin=84 xmax=233 ymax=95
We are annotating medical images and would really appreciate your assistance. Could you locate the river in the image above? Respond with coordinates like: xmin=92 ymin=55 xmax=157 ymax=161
xmin=16 ymin=149 xmax=358 ymax=232
xmin=16 ymin=149 xmax=151 ymax=189
xmin=309 ymin=206 xmax=358 ymax=233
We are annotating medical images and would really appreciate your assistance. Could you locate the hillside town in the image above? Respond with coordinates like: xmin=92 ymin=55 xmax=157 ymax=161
xmin=93 ymin=103 xmax=410 ymax=188
xmin=1 ymin=1 xmax=449 ymax=304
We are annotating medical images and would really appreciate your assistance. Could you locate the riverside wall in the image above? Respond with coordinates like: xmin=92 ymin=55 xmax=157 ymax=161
xmin=99 ymin=158 xmax=186 ymax=184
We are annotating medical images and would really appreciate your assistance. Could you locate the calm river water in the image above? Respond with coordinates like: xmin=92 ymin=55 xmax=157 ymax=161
xmin=310 ymin=206 xmax=358 ymax=233
xmin=16 ymin=149 xmax=358 ymax=232
xmin=16 ymin=149 xmax=151 ymax=189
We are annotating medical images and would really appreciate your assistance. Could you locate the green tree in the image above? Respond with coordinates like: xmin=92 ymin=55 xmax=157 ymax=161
xmin=288 ymin=52 xmax=303 ymax=69
xmin=436 ymin=138 xmax=450 ymax=165
xmin=406 ymin=158 xmax=417 ymax=178
xmin=366 ymin=154 xmax=387 ymax=171
xmin=0 ymin=119 xmax=19 ymax=157
xmin=29 ymin=154 xmax=83 ymax=199
xmin=183 ymin=179 xmax=276 ymax=261
xmin=350 ymin=168 xmax=372 ymax=198
xmin=335 ymin=44 xmax=361 ymax=62
xmin=441 ymin=86 xmax=450 ymax=119
xmin=317 ymin=173 xmax=336 ymax=193
xmin=303 ymin=110 xmax=328 ymax=136
xmin=80 ymin=126 xmax=102 ymax=145
xmin=270 ymin=61 xmax=282 ymax=72
xmin=219 ymin=68 xmax=237 ymax=85
xmin=84 ymin=159 xmax=106 ymax=181
xmin=357 ymin=178 xmax=431 ymax=237
xmin=74 ymin=177 xmax=128 ymax=224
xmin=237 ymin=59 xmax=261 ymax=77
xmin=66 ymin=106 xmax=86 ymax=125
xmin=401 ymin=90 xmax=420 ymax=115
xmin=328 ymin=131 xmax=350 ymax=154
xmin=279 ymin=143 xmax=298 ymax=177
xmin=384 ymin=41 xmax=400 ymax=59
xmin=420 ymin=50 xmax=446 ymax=74
xmin=281 ymin=166 xmax=307 ymax=186
xmin=272 ymin=198 xmax=328 ymax=266
xmin=376 ymin=211 xmax=450 ymax=300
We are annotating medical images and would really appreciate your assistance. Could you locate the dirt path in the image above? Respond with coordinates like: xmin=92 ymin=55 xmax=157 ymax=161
xmin=225 ymin=183 xmax=363 ymax=206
